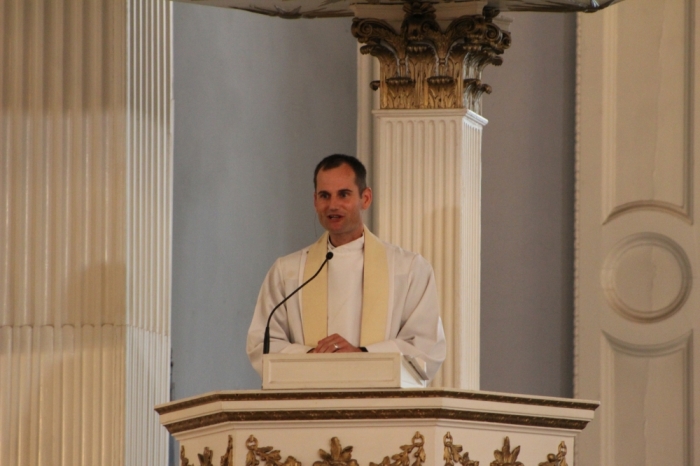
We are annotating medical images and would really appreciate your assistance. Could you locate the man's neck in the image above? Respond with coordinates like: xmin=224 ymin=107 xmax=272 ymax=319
xmin=328 ymin=227 xmax=365 ymax=247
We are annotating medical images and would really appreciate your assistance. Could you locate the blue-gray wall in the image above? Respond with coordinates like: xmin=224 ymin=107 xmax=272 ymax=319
xmin=481 ymin=12 xmax=576 ymax=398
xmin=172 ymin=4 xmax=358 ymax=396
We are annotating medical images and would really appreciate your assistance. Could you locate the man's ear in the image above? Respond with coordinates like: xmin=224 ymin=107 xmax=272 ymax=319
xmin=361 ymin=187 xmax=373 ymax=210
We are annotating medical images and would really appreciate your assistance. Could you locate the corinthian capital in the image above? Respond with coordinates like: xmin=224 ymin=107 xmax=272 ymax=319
xmin=352 ymin=2 xmax=511 ymax=112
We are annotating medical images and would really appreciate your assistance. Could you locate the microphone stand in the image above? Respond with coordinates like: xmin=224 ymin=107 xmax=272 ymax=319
xmin=263 ymin=251 xmax=333 ymax=354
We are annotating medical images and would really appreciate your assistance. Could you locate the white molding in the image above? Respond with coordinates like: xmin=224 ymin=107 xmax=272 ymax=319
xmin=601 ymin=233 xmax=692 ymax=323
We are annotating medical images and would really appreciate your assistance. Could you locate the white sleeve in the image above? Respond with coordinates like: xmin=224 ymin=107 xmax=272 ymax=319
xmin=364 ymin=255 xmax=446 ymax=381
xmin=246 ymin=258 xmax=312 ymax=377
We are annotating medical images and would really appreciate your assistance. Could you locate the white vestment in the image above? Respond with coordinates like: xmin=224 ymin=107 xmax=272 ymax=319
xmin=246 ymin=232 xmax=446 ymax=380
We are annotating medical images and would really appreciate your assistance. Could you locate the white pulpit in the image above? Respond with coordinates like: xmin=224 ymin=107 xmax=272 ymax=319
xmin=261 ymin=353 xmax=428 ymax=390
xmin=157 ymin=387 xmax=597 ymax=466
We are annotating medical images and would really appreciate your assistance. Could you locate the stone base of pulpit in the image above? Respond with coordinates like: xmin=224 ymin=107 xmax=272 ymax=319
xmin=157 ymin=389 xmax=597 ymax=465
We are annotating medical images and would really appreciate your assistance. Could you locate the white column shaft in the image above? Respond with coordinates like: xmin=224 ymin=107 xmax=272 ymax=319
xmin=373 ymin=109 xmax=485 ymax=389
xmin=0 ymin=0 xmax=172 ymax=464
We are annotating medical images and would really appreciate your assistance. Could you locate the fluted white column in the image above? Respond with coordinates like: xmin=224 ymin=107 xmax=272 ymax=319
xmin=0 ymin=0 xmax=172 ymax=464
xmin=373 ymin=109 xmax=485 ymax=389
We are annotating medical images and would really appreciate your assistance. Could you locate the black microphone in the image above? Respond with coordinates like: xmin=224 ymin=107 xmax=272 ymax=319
xmin=263 ymin=251 xmax=334 ymax=354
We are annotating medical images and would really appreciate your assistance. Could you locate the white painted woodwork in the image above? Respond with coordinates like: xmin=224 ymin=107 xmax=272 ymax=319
xmin=576 ymin=0 xmax=699 ymax=463
xmin=373 ymin=109 xmax=485 ymax=390
xmin=0 ymin=0 xmax=172 ymax=464
xmin=602 ymin=333 xmax=690 ymax=465
xmin=356 ymin=47 xmax=379 ymax=194
xmin=158 ymin=389 xmax=596 ymax=466
xmin=262 ymin=353 xmax=426 ymax=389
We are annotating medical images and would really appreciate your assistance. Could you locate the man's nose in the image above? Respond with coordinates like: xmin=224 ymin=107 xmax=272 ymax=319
xmin=328 ymin=195 xmax=340 ymax=209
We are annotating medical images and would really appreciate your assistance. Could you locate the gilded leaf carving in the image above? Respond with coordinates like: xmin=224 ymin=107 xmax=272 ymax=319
xmin=351 ymin=1 xmax=510 ymax=111
xmin=443 ymin=432 xmax=479 ymax=466
xmin=198 ymin=447 xmax=214 ymax=466
xmin=490 ymin=437 xmax=522 ymax=466
xmin=314 ymin=437 xmax=359 ymax=466
xmin=538 ymin=441 xmax=568 ymax=466
xmin=181 ymin=446 xmax=194 ymax=466
xmin=246 ymin=435 xmax=302 ymax=466
xmin=370 ymin=431 xmax=426 ymax=466
xmin=221 ymin=435 xmax=234 ymax=466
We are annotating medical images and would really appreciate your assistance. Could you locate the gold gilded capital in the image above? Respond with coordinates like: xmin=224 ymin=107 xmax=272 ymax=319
xmin=352 ymin=2 xmax=510 ymax=112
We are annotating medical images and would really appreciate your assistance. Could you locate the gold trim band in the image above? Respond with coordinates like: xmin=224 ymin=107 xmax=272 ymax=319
xmin=156 ymin=390 xmax=599 ymax=415
xmin=163 ymin=408 xmax=590 ymax=435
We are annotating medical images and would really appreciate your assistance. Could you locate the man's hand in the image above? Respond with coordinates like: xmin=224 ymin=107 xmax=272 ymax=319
xmin=310 ymin=333 xmax=362 ymax=353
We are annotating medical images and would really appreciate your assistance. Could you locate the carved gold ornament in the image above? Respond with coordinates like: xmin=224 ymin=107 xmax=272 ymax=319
xmin=246 ymin=435 xmax=302 ymax=466
xmin=180 ymin=436 xmax=235 ymax=466
xmin=443 ymin=432 xmax=479 ymax=466
xmin=221 ymin=435 xmax=234 ymax=466
xmin=181 ymin=446 xmax=193 ymax=466
xmin=179 ymin=432 xmax=570 ymax=466
xmin=490 ymin=437 xmax=522 ymax=466
xmin=351 ymin=2 xmax=510 ymax=111
xmin=370 ymin=431 xmax=426 ymax=466
xmin=199 ymin=447 xmax=214 ymax=466
xmin=538 ymin=441 xmax=568 ymax=466
xmin=158 ymin=390 xmax=597 ymax=435
xmin=314 ymin=437 xmax=360 ymax=466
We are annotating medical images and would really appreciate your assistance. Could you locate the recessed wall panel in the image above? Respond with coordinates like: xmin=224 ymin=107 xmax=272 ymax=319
xmin=602 ymin=0 xmax=691 ymax=222
xmin=603 ymin=334 xmax=691 ymax=465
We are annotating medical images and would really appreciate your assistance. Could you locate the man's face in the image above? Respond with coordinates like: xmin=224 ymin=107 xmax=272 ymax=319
xmin=314 ymin=163 xmax=372 ymax=246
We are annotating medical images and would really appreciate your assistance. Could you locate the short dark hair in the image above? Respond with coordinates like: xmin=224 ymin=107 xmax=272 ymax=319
xmin=313 ymin=154 xmax=368 ymax=193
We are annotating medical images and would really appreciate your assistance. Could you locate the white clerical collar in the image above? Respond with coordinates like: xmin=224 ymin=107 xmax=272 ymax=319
xmin=327 ymin=234 xmax=365 ymax=252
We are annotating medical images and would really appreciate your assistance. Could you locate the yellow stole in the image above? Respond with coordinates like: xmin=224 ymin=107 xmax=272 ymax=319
xmin=301 ymin=227 xmax=390 ymax=347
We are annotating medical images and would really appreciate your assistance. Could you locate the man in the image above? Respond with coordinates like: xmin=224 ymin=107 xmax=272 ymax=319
xmin=246 ymin=154 xmax=446 ymax=380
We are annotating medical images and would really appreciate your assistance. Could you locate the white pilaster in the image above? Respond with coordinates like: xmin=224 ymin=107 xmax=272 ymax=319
xmin=0 ymin=0 xmax=172 ymax=464
xmin=373 ymin=109 xmax=485 ymax=389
